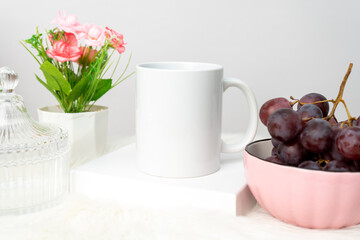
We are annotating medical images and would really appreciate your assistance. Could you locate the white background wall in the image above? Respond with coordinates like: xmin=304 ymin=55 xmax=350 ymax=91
xmin=1 ymin=0 xmax=360 ymax=139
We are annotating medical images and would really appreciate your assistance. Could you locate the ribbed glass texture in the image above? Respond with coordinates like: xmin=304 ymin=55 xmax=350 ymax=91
xmin=0 ymin=92 xmax=69 ymax=215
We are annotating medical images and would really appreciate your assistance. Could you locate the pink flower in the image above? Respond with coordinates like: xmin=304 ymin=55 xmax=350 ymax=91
xmin=78 ymin=47 xmax=98 ymax=65
xmin=46 ymin=41 xmax=82 ymax=62
xmin=105 ymin=27 xmax=126 ymax=54
xmin=49 ymin=32 xmax=78 ymax=46
xmin=52 ymin=11 xmax=81 ymax=35
xmin=77 ymin=24 xmax=105 ymax=47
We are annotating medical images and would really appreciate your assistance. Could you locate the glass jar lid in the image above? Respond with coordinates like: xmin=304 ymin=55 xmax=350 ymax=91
xmin=0 ymin=67 xmax=68 ymax=164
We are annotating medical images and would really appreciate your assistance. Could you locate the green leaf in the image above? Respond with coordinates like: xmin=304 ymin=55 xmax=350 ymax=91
xmin=25 ymin=33 xmax=42 ymax=46
xmin=91 ymin=79 xmax=112 ymax=101
xmin=67 ymin=76 xmax=90 ymax=102
xmin=35 ymin=74 xmax=62 ymax=105
xmin=40 ymin=61 xmax=71 ymax=95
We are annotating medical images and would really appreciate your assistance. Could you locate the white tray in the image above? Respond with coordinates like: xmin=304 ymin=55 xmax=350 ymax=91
xmin=70 ymin=143 xmax=256 ymax=216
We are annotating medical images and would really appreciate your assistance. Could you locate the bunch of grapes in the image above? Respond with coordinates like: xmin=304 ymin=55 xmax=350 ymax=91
xmin=260 ymin=63 xmax=360 ymax=172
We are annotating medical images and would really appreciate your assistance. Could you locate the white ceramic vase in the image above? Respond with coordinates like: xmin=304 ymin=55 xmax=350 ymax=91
xmin=37 ymin=105 xmax=108 ymax=168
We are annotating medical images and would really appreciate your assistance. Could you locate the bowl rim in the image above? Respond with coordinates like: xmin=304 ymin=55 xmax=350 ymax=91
xmin=244 ymin=138 xmax=360 ymax=174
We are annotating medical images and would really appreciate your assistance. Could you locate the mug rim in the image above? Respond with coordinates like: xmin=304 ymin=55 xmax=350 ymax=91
xmin=137 ymin=61 xmax=223 ymax=72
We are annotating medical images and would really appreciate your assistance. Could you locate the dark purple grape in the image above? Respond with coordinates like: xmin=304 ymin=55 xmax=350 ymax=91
xmin=352 ymin=160 xmax=360 ymax=172
xmin=271 ymin=147 xmax=278 ymax=156
xmin=355 ymin=117 xmax=360 ymax=127
xmin=265 ymin=155 xmax=286 ymax=165
xmin=271 ymin=138 xmax=281 ymax=148
xmin=267 ymin=108 xmax=302 ymax=142
xmin=325 ymin=143 xmax=349 ymax=162
xmin=297 ymin=104 xmax=323 ymax=123
xmin=323 ymin=160 xmax=352 ymax=172
xmin=297 ymin=93 xmax=329 ymax=117
xmin=297 ymin=104 xmax=323 ymax=119
xmin=306 ymin=152 xmax=320 ymax=162
xmin=278 ymin=139 xmax=307 ymax=166
xmin=298 ymin=160 xmax=321 ymax=170
xmin=346 ymin=160 xmax=360 ymax=172
xmin=324 ymin=128 xmax=349 ymax=162
xmin=336 ymin=127 xmax=360 ymax=160
xmin=259 ymin=97 xmax=291 ymax=126
xmin=300 ymin=119 xmax=333 ymax=153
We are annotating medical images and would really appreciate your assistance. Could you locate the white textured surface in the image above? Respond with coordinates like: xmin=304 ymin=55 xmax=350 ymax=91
xmin=0 ymin=135 xmax=359 ymax=239
xmin=71 ymin=143 xmax=256 ymax=215
xmin=0 ymin=193 xmax=359 ymax=240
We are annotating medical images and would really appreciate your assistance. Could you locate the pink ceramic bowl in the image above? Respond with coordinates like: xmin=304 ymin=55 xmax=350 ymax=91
xmin=243 ymin=139 xmax=360 ymax=229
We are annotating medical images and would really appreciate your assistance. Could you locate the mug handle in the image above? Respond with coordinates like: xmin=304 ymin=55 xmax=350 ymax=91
xmin=221 ymin=77 xmax=258 ymax=153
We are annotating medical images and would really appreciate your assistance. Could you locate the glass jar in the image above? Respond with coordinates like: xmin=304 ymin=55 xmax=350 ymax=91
xmin=0 ymin=67 xmax=69 ymax=214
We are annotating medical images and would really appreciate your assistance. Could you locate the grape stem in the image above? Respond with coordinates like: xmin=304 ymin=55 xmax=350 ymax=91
xmin=324 ymin=63 xmax=353 ymax=121
xmin=289 ymin=98 xmax=299 ymax=107
xmin=317 ymin=158 xmax=330 ymax=169
xmin=339 ymin=99 xmax=356 ymax=125
xmin=291 ymin=63 xmax=354 ymax=125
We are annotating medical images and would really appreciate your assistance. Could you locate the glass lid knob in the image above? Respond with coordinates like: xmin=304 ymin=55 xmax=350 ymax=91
xmin=0 ymin=66 xmax=19 ymax=93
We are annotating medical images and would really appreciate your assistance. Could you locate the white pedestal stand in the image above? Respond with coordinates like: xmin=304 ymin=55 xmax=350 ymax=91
xmin=71 ymin=142 xmax=256 ymax=216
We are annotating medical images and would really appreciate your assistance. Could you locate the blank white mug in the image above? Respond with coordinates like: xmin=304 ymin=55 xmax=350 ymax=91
xmin=136 ymin=62 xmax=258 ymax=178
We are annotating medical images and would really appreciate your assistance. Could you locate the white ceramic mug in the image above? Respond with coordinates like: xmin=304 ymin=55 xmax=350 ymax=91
xmin=136 ymin=62 xmax=258 ymax=178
